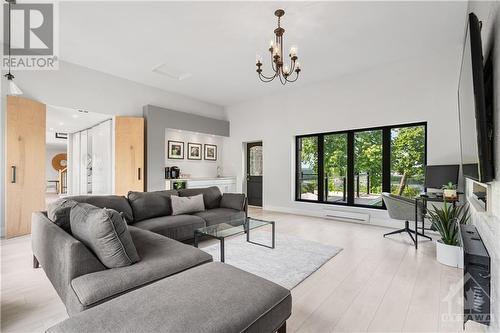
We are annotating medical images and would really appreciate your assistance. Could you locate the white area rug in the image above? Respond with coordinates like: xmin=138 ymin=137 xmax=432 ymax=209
xmin=201 ymin=231 xmax=342 ymax=289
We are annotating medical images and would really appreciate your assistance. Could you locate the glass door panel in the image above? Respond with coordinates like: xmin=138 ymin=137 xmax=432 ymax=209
xmin=390 ymin=125 xmax=426 ymax=197
xmin=354 ymin=130 xmax=383 ymax=206
xmin=324 ymin=133 xmax=348 ymax=203
xmin=249 ymin=145 xmax=263 ymax=176
xmin=297 ymin=136 xmax=318 ymax=200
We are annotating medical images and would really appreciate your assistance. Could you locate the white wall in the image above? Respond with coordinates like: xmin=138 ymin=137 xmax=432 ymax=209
xmin=165 ymin=129 xmax=223 ymax=179
xmin=223 ymin=51 xmax=463 ymax=223
xmin=465 ymin=2 xmax=500 ymax=332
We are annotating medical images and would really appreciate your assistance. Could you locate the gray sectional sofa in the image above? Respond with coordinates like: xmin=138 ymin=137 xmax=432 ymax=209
xmin=32 ymin=186 xmax=291 ymax=332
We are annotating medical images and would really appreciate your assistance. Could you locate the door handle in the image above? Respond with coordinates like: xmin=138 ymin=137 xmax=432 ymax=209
xmin=11 ymin=166 xmax=16 ymax=183
xmin=138 ymin=168 xmax=141 ymax=181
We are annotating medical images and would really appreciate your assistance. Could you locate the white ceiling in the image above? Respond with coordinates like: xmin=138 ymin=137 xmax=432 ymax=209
xmin=46 ymin=105 xmax=111 ymax=146
xmin=55 ymin=1 xmax=468 ymax=106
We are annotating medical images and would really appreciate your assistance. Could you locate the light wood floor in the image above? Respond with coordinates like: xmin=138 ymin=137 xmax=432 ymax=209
xmin=1 ymin=208 xmax=487 ymax=333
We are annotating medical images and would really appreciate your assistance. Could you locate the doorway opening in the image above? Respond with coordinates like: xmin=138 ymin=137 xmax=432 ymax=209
xmin=45 ymin=105 xmax=111 ymax=206
xmin=246 ymin=141 xmax=263 ymax=207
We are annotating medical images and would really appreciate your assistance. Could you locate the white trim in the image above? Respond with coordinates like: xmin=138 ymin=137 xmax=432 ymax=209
xmin=263 ymin=204 xmax=403 ymax=229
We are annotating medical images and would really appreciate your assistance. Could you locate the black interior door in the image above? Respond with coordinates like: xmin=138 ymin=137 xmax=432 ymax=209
xmin=246 ymin=142 xmax=263 ymax=206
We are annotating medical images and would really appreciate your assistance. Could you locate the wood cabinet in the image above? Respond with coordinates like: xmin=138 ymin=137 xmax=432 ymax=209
xmin=114 ymin=117 xmax=144 ymax=195
xmin=5 ymin=96 xmax=46 ymax=238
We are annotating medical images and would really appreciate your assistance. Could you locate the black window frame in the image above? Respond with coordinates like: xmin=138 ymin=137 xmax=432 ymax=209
xmin=295 ymin=122 xmax=427 ymax=209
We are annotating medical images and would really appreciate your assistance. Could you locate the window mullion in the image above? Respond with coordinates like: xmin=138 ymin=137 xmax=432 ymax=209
xmin=318 ymin=134 xmax=325 ymax=202
xmin=382 ymin=128 xmax=391 ymax=193
xmin=347 ymin=132 xmax=354 ymax=205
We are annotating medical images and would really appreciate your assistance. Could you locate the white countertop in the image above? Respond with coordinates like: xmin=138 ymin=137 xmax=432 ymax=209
xmin=165 ymin=176 xmax=236 ymax=181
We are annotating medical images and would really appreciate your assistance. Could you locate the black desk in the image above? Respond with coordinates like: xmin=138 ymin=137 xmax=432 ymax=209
xmin=413 ymin=193 xmax=461 ymax=249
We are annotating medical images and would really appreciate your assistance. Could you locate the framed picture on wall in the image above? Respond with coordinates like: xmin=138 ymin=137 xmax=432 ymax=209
xmin=187 ymin=143 xmax=202 ymax=160
xmin=167 ymin=140 xmax=184 ymax=159
xmin=204 ymin=144 xmax=217 ymax=161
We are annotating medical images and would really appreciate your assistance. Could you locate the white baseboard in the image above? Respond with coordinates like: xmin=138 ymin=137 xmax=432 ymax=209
xmin=261 ymin=204 xmax=434 ymax=230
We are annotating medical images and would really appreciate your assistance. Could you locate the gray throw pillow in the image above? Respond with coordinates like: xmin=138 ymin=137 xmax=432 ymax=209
xmin=220 ymin=193 xmax=246 ymax=211
xmin=47 ymin=198 xmax=79 ymax=233
xmin=127 ymin=190 xmax=177 ymax=221
xmin=171 ymin=194 xmax=205 ymax=215
xmin=70 ymin=203 xmax=140 ymax=268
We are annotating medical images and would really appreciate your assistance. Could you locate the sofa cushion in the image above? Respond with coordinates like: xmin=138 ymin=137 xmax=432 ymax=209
xmin=49 ymin=262 xmax=291 ymax=333
xmin=127 ymin=190 xmax=178 ymax=222
xmin=194 ymin=208 xmax=246 ymax=226
xmin=69 ymin=226 xmax=212 ymax=308
xmin=220 ymin=193 xmax=246 ymax=211
xmin=70 ymin=203 xmax=140 ymax=269
xmin=171 ymin=194 xmax=205 ymax=215
xmin=133 ymin=214 xmax=205 ymax=241
xmin=63 ymin=195 xmax=134 ymax=224
xmin=47 ymin=198 xmax=79 ymax=233
xmin=178 ymin=186 xmax=222 ymax=209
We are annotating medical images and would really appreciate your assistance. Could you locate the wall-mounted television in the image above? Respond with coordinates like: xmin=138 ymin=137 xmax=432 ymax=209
xmin=458 ymin=13 xmax=494 ymax=183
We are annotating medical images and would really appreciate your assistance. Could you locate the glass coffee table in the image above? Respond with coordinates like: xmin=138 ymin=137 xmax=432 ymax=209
xmin=193 ymin=217 xmax=275 ymax=262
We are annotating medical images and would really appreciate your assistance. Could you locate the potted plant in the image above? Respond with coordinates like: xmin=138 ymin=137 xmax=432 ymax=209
xmin=442 ymin=182 xmax=458 ymax=199
xmin=428 ymin=202 xmax=470 ymax=268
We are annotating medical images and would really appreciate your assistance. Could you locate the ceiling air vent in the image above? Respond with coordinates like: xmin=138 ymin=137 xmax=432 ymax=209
xmin=152 ymin=63 xmax=192 ymax=81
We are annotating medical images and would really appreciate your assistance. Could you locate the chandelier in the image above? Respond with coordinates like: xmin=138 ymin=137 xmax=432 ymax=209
xmin=255 ymin=9 xmax=301 ymax=84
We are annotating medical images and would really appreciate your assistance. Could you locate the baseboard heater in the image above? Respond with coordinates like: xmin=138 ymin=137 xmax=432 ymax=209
xmin=323 ymin=210 xmax=370 ymax=223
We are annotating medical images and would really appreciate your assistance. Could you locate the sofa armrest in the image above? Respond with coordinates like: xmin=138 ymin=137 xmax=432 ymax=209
xmin=31 ymin=212 xmax=105 ymax=306
xmin=220 ymin=193 xmax=247 ymax=212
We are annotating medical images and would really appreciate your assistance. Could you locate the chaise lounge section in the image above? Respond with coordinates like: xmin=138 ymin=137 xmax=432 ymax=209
xmin=47 ymin=262 xmax=292 ymax=333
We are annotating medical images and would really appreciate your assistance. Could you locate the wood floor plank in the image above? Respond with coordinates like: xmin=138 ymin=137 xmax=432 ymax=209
xmin=332 ymin=246 xmax=410 ymax=332
xmin=366 ymin=245 xmax=423 ymax=332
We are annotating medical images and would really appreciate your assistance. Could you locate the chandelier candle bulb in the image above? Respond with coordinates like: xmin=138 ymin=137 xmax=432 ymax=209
xmin=289 ymin=46 xmax=297 ymax=57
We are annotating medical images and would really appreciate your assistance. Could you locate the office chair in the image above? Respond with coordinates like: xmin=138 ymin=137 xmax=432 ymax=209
xmin=382 ymin=193 xmax=432 ymax=245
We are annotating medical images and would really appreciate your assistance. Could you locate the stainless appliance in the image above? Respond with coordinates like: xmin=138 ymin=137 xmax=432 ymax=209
xmin=170 ymin=166 xmax=180 ymax=179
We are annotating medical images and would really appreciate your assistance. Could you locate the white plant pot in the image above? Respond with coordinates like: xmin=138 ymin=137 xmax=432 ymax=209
xmin=436 ymin=239 xmax=463 ymax=268
xmin=443 ymin=189 xmax=457 ymax=199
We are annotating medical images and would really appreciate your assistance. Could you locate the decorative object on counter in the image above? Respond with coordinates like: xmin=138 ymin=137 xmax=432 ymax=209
xmin=217 ymin=166 xmax=223 ymax=178
xmin=169 ymin=166 xmax=181 ymax=179
xmin=172 ymin=180 xmax=187 ymax=190
xmin=204 ymin=144 xmax=217 ymax=161
xmin=441 ymin=182 xmax=458 ymax=199
xmin=428 ymin=202 xmax=470 ymax=268
xmin=164 ymin=167 xmax=171 ymax=179
xmin=187 ymin=143 xmax=202 ymax=160
xmin=168 ymin=140 xmax=184 ymax=159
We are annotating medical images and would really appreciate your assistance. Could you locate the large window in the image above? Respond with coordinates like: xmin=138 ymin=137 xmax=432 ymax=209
xmin=296 ymin=123 xmax=426 ymax=209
